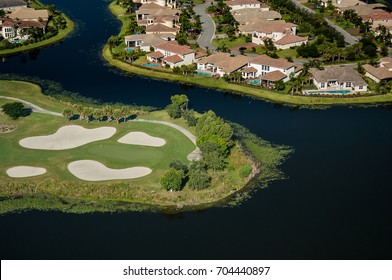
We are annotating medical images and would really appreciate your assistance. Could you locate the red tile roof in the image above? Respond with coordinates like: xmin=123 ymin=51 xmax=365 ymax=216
xmin=250 ymin=54 xmax=295 ymax=70
xmin=147 ymin=50 xmax=164 ymax=59
xmin=260 ymin=70 xmax=286 ymax=81
xmin=156 ymin=41 xmax=194 ymax=55
xmin=274 ymin=34 xmax=307 ymax=46
xmin=242 ymin=66 xmax=257 ymax=73
xmin=227 ymin=0 xmax=260 ymax=6
xmin=163 ymin=54 xmax=183 ymax=63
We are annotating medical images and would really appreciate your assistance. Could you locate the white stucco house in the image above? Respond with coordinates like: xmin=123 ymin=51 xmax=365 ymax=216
xmin=146 ymin=41 xmax=196 ymax=68
xmin=309 ymin=67 xmax=368 ymax=92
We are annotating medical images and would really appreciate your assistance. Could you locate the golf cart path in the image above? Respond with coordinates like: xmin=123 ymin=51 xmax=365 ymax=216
xmin=0 ymin=95 xmax=63 ymax=116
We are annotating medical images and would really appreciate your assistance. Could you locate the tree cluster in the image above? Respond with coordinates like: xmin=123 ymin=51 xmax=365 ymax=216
xmin=207 ymin=0 xmax=239 ymax=37
xmin=63 ymin=104 xmax=147 ymax=123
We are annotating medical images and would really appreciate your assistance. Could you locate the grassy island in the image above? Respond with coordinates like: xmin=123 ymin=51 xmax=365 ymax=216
xmin=0 ymin=1 xmax=74 ymax=56
xmin=0 ymin=80 xmax=292 ymax=214
xmin=102 ymin=1 xmax=392 ymax=107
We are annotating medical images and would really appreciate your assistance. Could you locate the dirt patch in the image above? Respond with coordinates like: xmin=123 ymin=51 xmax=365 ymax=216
xmin=0 ymin=124 xmax=16 ymax=134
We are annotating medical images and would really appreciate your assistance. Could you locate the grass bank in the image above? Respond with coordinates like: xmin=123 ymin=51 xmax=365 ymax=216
xmin=103 ymin=1 xmax=392 ymax=106
xmin=0 ymin=14 xmax=74 ymax=56
xmin=0 ymin=80 xmax=291 ymax=214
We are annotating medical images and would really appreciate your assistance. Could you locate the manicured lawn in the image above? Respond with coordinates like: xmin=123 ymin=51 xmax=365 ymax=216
xmin=276 ymin=48 xmax=298 ymax=59
xmin=212 ymin=36 xmax=248 ymax=48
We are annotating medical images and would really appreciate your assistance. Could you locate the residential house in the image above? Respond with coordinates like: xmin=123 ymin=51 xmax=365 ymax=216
xmin=363 ymin=57 xmax=392 ymax=83
xmin=244 ymin=54 xmax=302 ymax=83
xmin=309 ymin=67 xmax=367 ymax=92
xmin=233 ymin=9 xmax=282 ymax=26
xmin=0 ymin=0 xmax=27 ymax=11
xmin=251 ymin=21 xmax=307 ymax=49
xmin=274 ymin=34 xmax=308 ymax=49
xmin=124 ymin=33 xmax=169 ymax=51
xmin=197 ymin=53 xmax=251 ymax=77
xmin=9 ymin=7 xmax=49 ymax=22
xmin=226 ymin=0 xmax=265 ymax=11
xmin=134 ymin=0 xmax=177 ymax=8
xmin=136 ymin=3 xmax=179 ymax=25
xmin=146 ymin=41 xmax=196 ymax=68
xmin=0 ymin=17 xmax=46 ymax=39
xmin=320 ymin=0 xmax=366 ymax=8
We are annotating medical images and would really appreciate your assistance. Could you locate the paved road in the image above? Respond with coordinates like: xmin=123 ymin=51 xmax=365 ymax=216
xmin=194 ymin=2 xmax=216 ymax=51
xmin=0 ymin=96 xmax=63 ymax=116
xmin=132 ymin=119 xmax=201 ymax=161
xmin=289 ymin=0 xmax=358 ymax=45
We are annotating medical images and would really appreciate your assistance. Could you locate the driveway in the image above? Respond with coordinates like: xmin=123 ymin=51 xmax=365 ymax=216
xmin=194 ymin=2 xmax=216 ymax=51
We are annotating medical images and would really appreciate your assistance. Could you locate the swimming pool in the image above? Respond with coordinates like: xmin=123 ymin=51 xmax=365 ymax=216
xmin=126 ymin=47 xmax=134 ymax=53
xmin=305 ymin=89 xmax=352 ymax=95
xmin=142 ymin=63 xmax=160 ymax=67
xmin=249 ymin=79 xmax=260 ymax=85
xmin=195 ymin=71 xmax=212 ymax=77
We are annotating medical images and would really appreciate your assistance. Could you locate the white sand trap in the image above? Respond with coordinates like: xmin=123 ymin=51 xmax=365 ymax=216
xmin=117 ymin=131 xmax=166 ymax=147
xmin=68 ymin=160 xmax=152 ymax=181
xmin=19 ymin=125 xmax=116 ymax=150
xmin=6 ymin=166 xmax=46 ymax=178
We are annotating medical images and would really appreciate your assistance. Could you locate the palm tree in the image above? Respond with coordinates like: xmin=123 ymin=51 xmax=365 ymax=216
xmin=113 ymin=109 xmax=122 ymax=124
xmin=103 ymin=105 xmax=113 ymax=122
xmin=121 ymin=106 xmax=129 ymax=122
xmin=83 ymin=107 xmax=93 ymax=123
xmin=63 ymin=108 xmax=73 ymax=121
xmin=93 ymin=108 xmax=104 ymax=122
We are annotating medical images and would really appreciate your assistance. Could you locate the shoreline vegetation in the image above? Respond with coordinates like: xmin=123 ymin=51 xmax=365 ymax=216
xmin=0 ymin=80 xmax=292 ymax=214
xmin=102 ymin=1 xmax=392 ymax=107
xmin=0 ymin=1 xmax=74 ymax=56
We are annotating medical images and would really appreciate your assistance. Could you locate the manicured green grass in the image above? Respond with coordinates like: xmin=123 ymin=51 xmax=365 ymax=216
xmin=0 ymin=14 xmax=74 ymax=56
xmin=0 ymin=80 xmax=67 ymax=112
xmin=276 ymin=48 xmax=298 ymax=59
xmin=212 ymin=36 xmax=248 ymax=48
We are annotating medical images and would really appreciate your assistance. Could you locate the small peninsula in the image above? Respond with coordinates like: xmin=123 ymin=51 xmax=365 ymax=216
xmin=103 ymin=0 xmax=392 ymax=106
xmin=0 ymin=80 xmax=291 ymax=214
xmin=0 ymin=0 xmax=74 ymax=56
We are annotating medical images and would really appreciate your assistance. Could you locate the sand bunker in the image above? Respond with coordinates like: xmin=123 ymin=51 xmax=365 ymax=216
xmin=19 ymin=125 xmax=116 ymax=150
xmin=6 ymin=166 xmax=46 ymax=178
xmin=117 ymin=131 xmax=166 ymax=147
xmin=68 ymin=160 xmax=152 ymax=181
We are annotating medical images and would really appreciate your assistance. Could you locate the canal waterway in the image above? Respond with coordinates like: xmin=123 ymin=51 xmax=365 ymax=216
xmin=0 ymin=0 xmax=391 ymax=259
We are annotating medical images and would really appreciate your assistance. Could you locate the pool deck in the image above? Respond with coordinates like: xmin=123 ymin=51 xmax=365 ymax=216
xmin=303 ymin=88 xmax=354 ymax=95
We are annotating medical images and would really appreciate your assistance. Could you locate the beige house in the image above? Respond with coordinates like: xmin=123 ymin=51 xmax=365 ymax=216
xmin=363 ymin=58 xmax=392 ymax=83
xmin=9 ymin=7 xmax=49 ymax=22
xmin=309 ymin=67 xmax=368 ymax=92
xmin=226 ymin=0 xmax=265 ymax=11
xmin=197 ymin=53 xmax=251 ymax=77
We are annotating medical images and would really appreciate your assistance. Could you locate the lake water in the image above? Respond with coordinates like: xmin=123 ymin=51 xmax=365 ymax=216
xmin=0 ymin=0 xmax=391 ymax=259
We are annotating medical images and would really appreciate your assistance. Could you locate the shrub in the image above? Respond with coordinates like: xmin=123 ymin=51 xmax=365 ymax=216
xmin=239 ymin=165 xmax=252 ymax=178
xmin=2 ymin=102 xmax=26 ymax=120
xmin=160 ymin=168 xmax=185 ymax=191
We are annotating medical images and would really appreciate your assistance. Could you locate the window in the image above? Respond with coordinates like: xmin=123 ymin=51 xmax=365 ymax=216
xmin=321 ymin=83 xmax=325 ymax=88
xmin=346 ymin=82 xmax=351 ymax=87
xmin=359 ymin=86 xmax=363 ymax=89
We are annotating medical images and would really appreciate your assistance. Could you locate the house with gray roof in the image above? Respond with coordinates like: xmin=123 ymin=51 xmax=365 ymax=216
xmin=309 ymin=67 xmax=368 ymax=92
xmin=0 ymin=0 xmax=27 ymax=11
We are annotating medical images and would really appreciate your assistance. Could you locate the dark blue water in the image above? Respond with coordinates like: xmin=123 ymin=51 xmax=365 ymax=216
xmin=0 ymin=0 xmax=391 ymax=260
